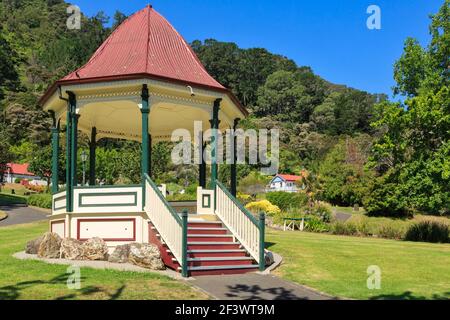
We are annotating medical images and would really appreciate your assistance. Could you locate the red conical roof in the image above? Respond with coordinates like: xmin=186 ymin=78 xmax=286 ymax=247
xmin=62 ymin=5 xmax=224 ymax=89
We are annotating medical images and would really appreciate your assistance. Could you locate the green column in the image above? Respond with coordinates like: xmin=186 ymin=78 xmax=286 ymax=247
xmin=65 ymin=95 xmax=73 ymax=212
xmin=89 ymin=127 xmax=97 ymax=186
xmin=141 ymin=85 xmax=150 ymax=180
xmin=210 ymin=99 xmax=221 ymax=189
xmin=148 ymin=134 xmax=152 ymax=178
xmin=51 ymin=124 xmax=60 ymax=194
xmin=71 ymin=114 xmax=79 ymax=189
xmin=230 ymin=118 xmax=240 ymax=197
xmin=199 ymin=142 xmax=206 ymax=188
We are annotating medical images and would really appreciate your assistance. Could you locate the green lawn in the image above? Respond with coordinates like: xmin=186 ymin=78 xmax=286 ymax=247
xmin=267 ymin=229 xmax=450 ymax=300
xmin=0 ymin=222 xmax=208 ymax=300
xmin=0 ymin=193 xmax=27 ymax=206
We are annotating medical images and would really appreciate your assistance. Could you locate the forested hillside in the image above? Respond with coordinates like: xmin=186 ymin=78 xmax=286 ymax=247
xmin=0 ymin=0 xmax=448 ymax=216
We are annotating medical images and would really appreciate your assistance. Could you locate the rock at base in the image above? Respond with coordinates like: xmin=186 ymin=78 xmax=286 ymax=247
xmin=38 ymin=232 xmax=62 ymax=259
xmin=81 ymin=237 xmax=109 ymax=261
xmin=25 ymin=236 xmax=44 ymax=254
xmin=60 ymin=238 xmax=84 ymax=260
xmin=129 ymin=243 xmax=165 ymax=270
xmin=265 ymin=250 xmax=275 ymax=266
xmin=108 ymin=244 xmax=131 ymax=263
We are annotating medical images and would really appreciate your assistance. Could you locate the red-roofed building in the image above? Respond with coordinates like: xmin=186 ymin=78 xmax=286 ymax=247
xmin=267 ymin=172 xmax=308 ymax=193
xmin=3 ymin=163 xmax=47 ymax=186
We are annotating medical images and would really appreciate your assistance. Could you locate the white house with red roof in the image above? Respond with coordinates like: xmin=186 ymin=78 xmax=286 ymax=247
xmin=4 ymin=163 xmax=48 ymax=186
xmin=267 ymin=174 xmax=305 ymax=193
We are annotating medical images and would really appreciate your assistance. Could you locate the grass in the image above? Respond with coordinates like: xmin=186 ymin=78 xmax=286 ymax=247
xmin=0 ymin=211 xmax=7 ymax=220
xmin=333 ymin=205 xmax=366 ymax=216
xmin=0 ymin=193 xmax=27 ymax=206
xmin=1 ymin=184 xmax=29 ymax=196
xmin=0 ymin=222 xmax=208 ymax=300
xmin=267 ymin=228 xmax=450 ymax=300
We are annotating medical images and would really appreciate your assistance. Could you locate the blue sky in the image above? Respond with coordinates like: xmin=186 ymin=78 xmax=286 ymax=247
xmin=72 ymin=0 xmax=443 ymax=98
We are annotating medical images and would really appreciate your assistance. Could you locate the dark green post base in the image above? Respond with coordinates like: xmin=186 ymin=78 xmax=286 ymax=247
xmin=181 ymin=210 xmax=189 ymax=277
xmin=259 ymin=212 xmax=266 ymax=272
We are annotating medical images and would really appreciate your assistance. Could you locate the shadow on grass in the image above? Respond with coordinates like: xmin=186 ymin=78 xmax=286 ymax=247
xmin=225 ymin=284 xmax=311 ymax=300
xmin=0 ymin=272 xmax=126 ymax=300
xmin=265 ymin=242 xmax=276 ymax=249
xmin=370 ymin=291 xmax=450 ymax=300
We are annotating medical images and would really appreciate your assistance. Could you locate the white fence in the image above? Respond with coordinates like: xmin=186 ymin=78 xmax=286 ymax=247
xmin=144 ymin=175 xmax=183 ymax=264
xmin=215 ymin=182 xmax=261 ymax=263
xmin=72 ymin=186 xmax=142 ymax=213
xmin=52 ymin=191 xmax=67 ymax=215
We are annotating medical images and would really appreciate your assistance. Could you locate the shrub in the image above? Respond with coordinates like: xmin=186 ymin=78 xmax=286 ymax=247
xmin=27 ymin=194 xmax=52 ymax=209
xmin=331 ymin=222 xmax=358 ymax=236
xmin=237 ymin=192 xmax=252 ymax=205
xmin=305 ymin=216 xmax=330 ymax=233
xmin=404 ymin=221 xmax=449 ymax=243
xmin=310 ymin=202 xmax=333 ymax=223
xmin=26 ymin=184 xmax=46 ymax=194
xmin=377 ymin=224 xmax=405 ymax=240
xmin=266 ymin=192 xmax=307 ymax=211
xmin=245 ymin=200 xmax=281 ymax=216
xmin=14 ymin=178 xmax=22 ymax=184
xmin=363 ymin=179 xmax=410 ymax=217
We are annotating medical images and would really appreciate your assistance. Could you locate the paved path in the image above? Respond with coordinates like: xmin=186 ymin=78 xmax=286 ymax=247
xmin=0 ymin=205 xmax=47 ymax=227
xmin=190 ymin=273 xmax=334 ymax=300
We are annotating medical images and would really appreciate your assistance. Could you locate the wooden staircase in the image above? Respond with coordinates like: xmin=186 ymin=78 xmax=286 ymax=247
xmin=149 ymin=220 xmax=259 ymax=276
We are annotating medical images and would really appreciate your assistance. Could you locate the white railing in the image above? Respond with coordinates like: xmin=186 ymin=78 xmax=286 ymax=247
xmin=144 ymin=175 xmax=183 ymax=264
xmin=52 ymin=191 xmax=67 ymax=215
xmin=72 ymin=185 xmax=143 ymax=213
xmin=215 ymin=182 xmax=261 ymax=263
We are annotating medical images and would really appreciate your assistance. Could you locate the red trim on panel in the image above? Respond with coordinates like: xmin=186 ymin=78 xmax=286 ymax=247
xmin=77 ymin=218 xmax=136 ymax=242
xmin=51 ymin=220 xmax=66 ymax=238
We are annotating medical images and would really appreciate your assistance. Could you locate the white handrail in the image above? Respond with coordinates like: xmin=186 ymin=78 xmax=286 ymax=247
xmin=215 ymin=182 xmax=261 ymax=263
xmin=144 ymin=176 xmax=183 ymax=264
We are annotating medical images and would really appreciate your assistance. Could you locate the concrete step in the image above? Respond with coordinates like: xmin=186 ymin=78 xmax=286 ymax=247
xmin=186 ymin=257 xmax=255 ymax=267
xmin=184 ymin=264 xmax=259 ymax=276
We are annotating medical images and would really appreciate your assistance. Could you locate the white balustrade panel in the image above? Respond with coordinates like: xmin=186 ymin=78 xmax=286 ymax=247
xmin=73 ymin=186 xmax=143 ymax=213
xmin=215 ymin=185 xmax=260 ymax=263
xmin=52 ymin=191 xmax=67 ymax=215
xmin=145 ymin=179 xmax=183 ymax=263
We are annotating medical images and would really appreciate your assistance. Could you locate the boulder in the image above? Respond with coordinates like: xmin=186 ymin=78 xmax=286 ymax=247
xmin=25 ymin=236 xmax=44 ymax=254
xmin=108 ymin=244 xmax=131 ymax=263
xmin=60 ymin=238 xmax=84 ymax=260
xmin=38 ymin=232 xmax=62 ymax=259
xmin=265 ymin=250 xmax=275 ymax=266
xmin=129 ymin=243 xmax=165 ymax=270
xmin=81 ymin=237 xmax=109 ymax=261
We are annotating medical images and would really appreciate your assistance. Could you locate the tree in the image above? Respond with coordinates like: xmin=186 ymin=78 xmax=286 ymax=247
xmin=112 ymin=11 xmax=127 ymax=30
xmin=256 ymin=70 xmax=312 ymax=123
xmin=0 ymin=33 xmax=20 ymax=101
xmin=0 ymin=135 xmax=13 ymax=189
xmin=29 ymin=144 xmax=52 ymax=192
xmin=370 ymin=0 xmax=450 ymax=215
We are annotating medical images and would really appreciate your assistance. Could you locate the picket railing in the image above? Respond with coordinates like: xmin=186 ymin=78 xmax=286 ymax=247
xmin=144 ymin=174 xmax=187 ymax=276
xmin=215 ymin=181 xmax=265 ymax=269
